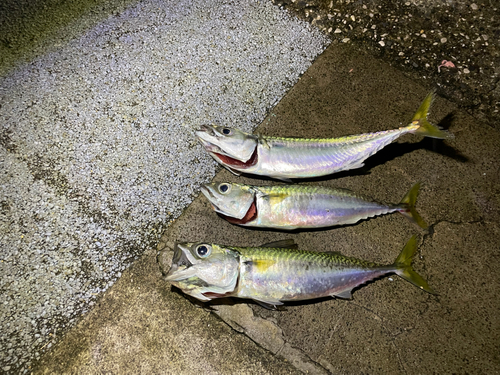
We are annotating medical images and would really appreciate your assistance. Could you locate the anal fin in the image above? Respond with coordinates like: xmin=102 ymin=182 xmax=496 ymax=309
xmin=252 ymin=298 xmax=283 ymax=310
xmin=331 ymin=289 xmax=353 ymax=299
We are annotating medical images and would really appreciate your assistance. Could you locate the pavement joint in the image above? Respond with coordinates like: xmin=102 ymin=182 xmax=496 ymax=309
xmin=424 ymin=219 xmax=487 ymax=242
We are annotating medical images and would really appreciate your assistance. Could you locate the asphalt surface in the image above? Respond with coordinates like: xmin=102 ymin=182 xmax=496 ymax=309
xmin=0 ymin=0 xmax=327 ymax=372
xmin=1 ymin=0 xmax=499 ymax=374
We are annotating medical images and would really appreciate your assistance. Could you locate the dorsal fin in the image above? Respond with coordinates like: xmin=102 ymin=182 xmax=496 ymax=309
xmin=260 ymin=239 xmax=298 ymax=249
xmin=324 ymin=251 xmax=342 ymax=256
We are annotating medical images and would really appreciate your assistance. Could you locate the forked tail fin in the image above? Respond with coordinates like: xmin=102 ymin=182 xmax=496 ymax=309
xmin=410 ymin=92 xmax=454 ymax=139
xmin=399 ymin=183 xmax=428 ymax=229
xmin=394 ymin=236 xmax=436 ymax=294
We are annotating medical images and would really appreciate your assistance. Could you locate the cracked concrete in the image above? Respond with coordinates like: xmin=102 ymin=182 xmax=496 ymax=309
xmin=214 ymin=304 xmax=329 ymax=374
xmin=154 ymin=44 xmax=499 ymax=374
xmin=32 ymin=22 xmax=498 ymax=375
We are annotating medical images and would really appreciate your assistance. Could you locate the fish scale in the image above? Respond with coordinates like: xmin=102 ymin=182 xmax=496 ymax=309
xmin=232 ymin=246 xmax=384 ymax=302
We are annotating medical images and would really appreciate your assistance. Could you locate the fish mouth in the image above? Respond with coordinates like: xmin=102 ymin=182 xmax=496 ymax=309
xmin=196 ymin=124 xmax=216 ymax=133
xmin=199 ymin=185 xmax=224 ymax=213
xmin=201 ymin=191 xmax=230 ymax=218
xmin=195 ymin=125 xmax=258 ymax=167
xmin=200 ymin=184 xmax=257 ymax=222
xmin=195 ymin=125 xmax=220 ymax=145
xmin=200 ymin=184 xmax=215 ymax=200
xmin=165 ymin=243 xmax=196 ymax=281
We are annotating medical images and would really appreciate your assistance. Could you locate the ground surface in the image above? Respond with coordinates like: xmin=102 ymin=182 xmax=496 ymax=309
xmin=36 ymin=41 xmax=500 ymax=375
xmin=0 ymin=0 xmax=327 ymax=372
xmin=1 ymin=0 xmax=499 ymax=374
xmin=272 ymin=0 xmax=500 ymax=128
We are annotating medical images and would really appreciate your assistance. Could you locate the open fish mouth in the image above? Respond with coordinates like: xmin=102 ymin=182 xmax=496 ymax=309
xmin=171 ymin=243 xmax=193 ymax=267
xmin=165 ymin=243 xmax=196 ymax=281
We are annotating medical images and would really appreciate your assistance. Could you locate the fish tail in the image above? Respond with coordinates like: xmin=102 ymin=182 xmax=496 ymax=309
xmin=393 ymin=236 xmax=436 ymax=294
xmin=398 ymin=183 xmax=428 ymax=229
xmin=409 ymin=92 xmax=454 ymax=139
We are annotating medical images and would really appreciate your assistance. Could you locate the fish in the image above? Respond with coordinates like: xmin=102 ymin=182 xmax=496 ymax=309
xmin=164 ymin=236 xmax=435 ymax=308
xmin=200 ymin=182 xmax=427 ymax=230
xmin=195 ymin=92 xmax=453 ymax=180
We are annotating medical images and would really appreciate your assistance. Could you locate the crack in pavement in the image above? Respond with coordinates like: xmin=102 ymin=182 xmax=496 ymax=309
xmin=421 ymin=219 xmax=486 ymax=255
xmin=213 ymin=304 xmax=330 ymax=374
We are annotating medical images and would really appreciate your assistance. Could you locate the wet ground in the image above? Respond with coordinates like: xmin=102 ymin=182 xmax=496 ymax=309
xmin=1 ymin=0 xmax=499 ymax=373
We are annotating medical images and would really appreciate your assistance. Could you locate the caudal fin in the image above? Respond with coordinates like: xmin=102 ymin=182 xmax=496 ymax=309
xmin=394 ymin=236 xmax=436 ymax=294
xmin=399 ymin=183 xmax=428 ymax=229
xmin=410 ymin=92 xmax=454 ymax=139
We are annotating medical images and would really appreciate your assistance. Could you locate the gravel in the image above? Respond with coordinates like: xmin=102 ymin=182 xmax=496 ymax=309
xmin=272 ymin=0 xmax=500 ymax=128
xmin=0 ymin=0 xmax=328 ymax=372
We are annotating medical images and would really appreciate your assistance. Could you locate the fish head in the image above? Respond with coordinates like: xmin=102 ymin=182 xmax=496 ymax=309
xmin=196 ymin=125 xmax=258 ymax=164
xmin=201 ymin=182 xmax=256 ymax=220
xmin=165 ymin=242 xmax=240 ymax=302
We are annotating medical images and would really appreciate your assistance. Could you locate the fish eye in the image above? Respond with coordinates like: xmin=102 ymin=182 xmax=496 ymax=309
xmin=196 ymin=244 xmax=211 ymax=258
xmin=218 ymin=183 xmax=231 ymax=194
xmin=222 ymin=128 xmax=232 ymax=135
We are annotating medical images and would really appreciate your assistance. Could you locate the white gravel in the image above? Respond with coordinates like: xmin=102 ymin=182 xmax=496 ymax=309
xmin=0 ymin=0 xmax=328 ymax=372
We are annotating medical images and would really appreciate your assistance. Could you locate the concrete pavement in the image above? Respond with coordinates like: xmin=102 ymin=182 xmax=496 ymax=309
xmin=0 ymin=1 xmax=327 ymax=372
xmin=1 ymin=0 xmax=498 ymax=372
xmin=34 ymin=43 xmax=499 ymax=373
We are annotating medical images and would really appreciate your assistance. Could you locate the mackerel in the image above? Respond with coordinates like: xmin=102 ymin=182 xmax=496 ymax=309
xmin=196 ymin=92 xmax=453 ymax=180
xmin=165 ymin=237 xmax=435 ymax=308
xmin=201 ymin=182 xmax=427 ymax=230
